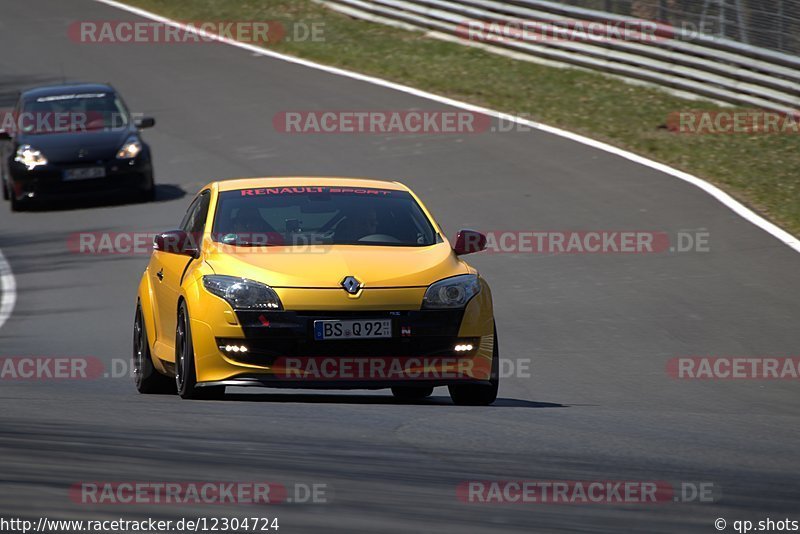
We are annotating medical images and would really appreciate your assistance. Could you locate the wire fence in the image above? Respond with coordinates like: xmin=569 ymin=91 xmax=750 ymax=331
xmin=548 ymin=0 xmax=800 ymax=55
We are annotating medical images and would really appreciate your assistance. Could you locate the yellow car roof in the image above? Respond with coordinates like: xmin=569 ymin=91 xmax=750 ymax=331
xmin=209 ymin=177 xmax=410 ymax=193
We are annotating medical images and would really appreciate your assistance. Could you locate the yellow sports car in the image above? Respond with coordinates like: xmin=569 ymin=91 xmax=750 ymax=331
xmin=133 ymin=177 xmax=498 ymax=405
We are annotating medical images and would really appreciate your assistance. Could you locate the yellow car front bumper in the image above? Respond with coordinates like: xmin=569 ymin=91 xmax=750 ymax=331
xmin=182 ymin=278 xmax=495 ymax=388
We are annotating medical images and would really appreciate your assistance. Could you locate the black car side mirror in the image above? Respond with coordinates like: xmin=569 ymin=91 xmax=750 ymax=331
xmin=135 ymin=117 xmax=156 ymax=129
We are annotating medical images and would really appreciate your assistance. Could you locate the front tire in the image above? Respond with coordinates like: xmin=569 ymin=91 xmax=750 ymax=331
xmin=448 ymin=323 xmax=500 ymax=406
xmin=9 ymin=191 xmax=24 ymax=212
xmin=175 ymin=301 xmax=225 ymax=400
xmin=133 ymin=303 xmax=174 ymax=394
xmin=139 ymin=173 xmax=155 ymax=203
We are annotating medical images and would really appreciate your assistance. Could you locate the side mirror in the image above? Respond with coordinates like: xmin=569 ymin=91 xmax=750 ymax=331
xmin=153 ymin=230 xmax=198 ymax=257
xmin=0 ymin=129 xmax=11 ymax=141
xmin=453 ymin=229 xmax=487 ymax=255
xmin=135 ymin=116 xmax=156 ymax=129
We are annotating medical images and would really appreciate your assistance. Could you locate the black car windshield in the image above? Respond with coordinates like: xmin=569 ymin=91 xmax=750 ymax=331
xmin=213 ymin=186 xmax=438 ymax=247
xmin=20 ymin=92 xmax=129 ymax=134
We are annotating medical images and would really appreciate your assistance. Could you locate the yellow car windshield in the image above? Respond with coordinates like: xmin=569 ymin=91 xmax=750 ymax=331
xmin=212 ymin=186 xmax=438 ymax=247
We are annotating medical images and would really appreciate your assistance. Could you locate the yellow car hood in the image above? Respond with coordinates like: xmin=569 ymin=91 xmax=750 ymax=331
xmin=204 ymin=241 xmax=468 ymax=288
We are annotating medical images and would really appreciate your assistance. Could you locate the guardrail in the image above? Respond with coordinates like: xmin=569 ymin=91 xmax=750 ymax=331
xmin=548 ymin=0 xmax=800 ymax=57
xmin=319 ymin=0 xmax=800 ymax=112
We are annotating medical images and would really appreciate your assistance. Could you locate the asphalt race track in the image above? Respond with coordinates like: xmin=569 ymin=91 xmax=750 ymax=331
xmin=1 ymin=1 xmax=799 ymax=532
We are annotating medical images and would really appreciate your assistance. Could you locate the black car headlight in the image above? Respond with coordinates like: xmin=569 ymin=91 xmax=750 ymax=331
xmin=202 ymin=275 xmax=283 ymax=310
xmin=14 ymin=145 xmax=48 ymax=170
xmin=116 ymin=136 xmax=142 ymax=159
xmin=422 ymin=274 xmax=481 ymax=309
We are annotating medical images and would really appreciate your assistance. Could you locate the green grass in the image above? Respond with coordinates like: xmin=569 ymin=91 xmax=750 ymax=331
xmin=126 ymin=0 xmax=800 ymax=234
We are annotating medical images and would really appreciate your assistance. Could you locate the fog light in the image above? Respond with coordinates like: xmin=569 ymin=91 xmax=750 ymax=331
xmin=220 ymin=344 xmax=248 ymax=354
xmin=454 ymin=343 xmax=474 ymax=352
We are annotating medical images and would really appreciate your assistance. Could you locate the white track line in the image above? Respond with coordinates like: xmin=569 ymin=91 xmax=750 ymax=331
xmin=0 ymin=248 xmax=16 ymax=330
xmin=96 ymin=0 xmax=800 ymax=254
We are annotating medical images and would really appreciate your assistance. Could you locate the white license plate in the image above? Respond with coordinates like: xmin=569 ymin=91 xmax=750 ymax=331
xmin=63 ymin=167 xmax=106 ymax=181
xmin=314 ymin=319 xmax=392 ymax=340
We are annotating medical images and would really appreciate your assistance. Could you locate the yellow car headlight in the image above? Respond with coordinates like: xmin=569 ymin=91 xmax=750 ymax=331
xmin=422 ymin=274 xmax=481 ymax=309
xmin=203 ymin=275 xmax=283 ymax=310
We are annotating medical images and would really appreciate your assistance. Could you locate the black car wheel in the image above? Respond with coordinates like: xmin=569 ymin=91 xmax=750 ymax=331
xmin=391 ymin=386 xmax=434 ymax=401
xmin=9 ymin=191 xmax=24 ymax=212
xmin=141 ymin=186 xmax=155 ymax=203
xmin=176 ymin=301 xmax=225 ymax=400
xmin=449 ymin=323 xmax=500 ymax=406
xmin=133 ymin=303 xmax=174 ymax=394
xmin=139 ymin=172 xmax=155 ymax=203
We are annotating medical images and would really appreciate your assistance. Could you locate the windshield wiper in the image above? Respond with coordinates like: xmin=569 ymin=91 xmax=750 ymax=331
xmin=227 ymin=241 xmax=280 ymax=247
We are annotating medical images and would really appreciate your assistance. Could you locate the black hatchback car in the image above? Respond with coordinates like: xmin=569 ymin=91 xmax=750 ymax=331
xmin=0 ymin=83 xmax=156 ymax=211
